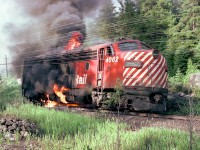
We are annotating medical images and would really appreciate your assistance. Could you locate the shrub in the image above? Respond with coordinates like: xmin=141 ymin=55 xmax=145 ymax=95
xmin=0 ymin=77 xmax=23 ymax=111
xmin=168 ymin=59 xmax=200 ymax=94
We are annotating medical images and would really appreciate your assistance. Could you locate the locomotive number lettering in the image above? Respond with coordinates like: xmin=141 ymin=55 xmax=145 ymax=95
xmin=105 ymin=56 xmax=119 ymax=63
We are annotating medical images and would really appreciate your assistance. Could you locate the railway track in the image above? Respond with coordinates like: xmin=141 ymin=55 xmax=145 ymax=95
xmin=44 ymin=105 xmax=200 ymax=134
xmin=51 ymin=105 xmax=200 ymax=122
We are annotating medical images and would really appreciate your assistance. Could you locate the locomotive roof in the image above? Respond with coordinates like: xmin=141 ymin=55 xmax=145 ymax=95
xmin=86 ymin=42 xmax=112 ymax=50
xmin=24 ymin=39 xmax=144 ymax=63
xmin=85 ymin=39 xmax=142 ymax=50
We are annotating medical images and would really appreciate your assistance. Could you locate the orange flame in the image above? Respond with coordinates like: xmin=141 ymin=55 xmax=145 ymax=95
xmin=42 ymin=94 xmax=58 ymax=108
xmin=41 ymin=85 xmax=79 ymax=108
xmin=45 ymin=100 xmax=59 ymax=108
xmin=65 ymin=103 xmax=79 ymax=107
xmin=53 ymin=84 xmax=69 ymax=104
xmin=64 ymin=32 xmax=82 ymax=50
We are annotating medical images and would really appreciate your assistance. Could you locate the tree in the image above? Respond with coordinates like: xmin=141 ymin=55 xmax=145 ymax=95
xmin=116 ymin=0 xmax=140 ymax=39
xmin=96 ymin=0 xmax=117 ymax=41
xmin=193 ymin=43 xmax=200 ymax=69
xmin=167 ymin=0 xmax=200 ymax=75
xmin=138 ymin=0 xmax=174 ymax=50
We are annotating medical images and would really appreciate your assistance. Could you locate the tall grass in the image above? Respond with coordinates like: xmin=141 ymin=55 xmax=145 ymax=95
xmin=1 ymin=77 xmax=200 ymax=149
xmin=4 ymin=104 xmax=104 ymax=138
xmin=2 ymin=104 xmax=200 ymax=150
xmin=3 ymin=104 xmax=134 ymax=149
xmin=0 ymin=77 xmax=23 ymax=111
xmin=132 ymin=128 xmax=200 ymax=150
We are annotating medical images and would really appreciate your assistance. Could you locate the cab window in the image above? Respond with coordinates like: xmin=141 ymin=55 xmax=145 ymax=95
xmin=106 ymin=46 xmax=114 ymax=56
xmin=119 ymin=42 xmax=138 ymax=51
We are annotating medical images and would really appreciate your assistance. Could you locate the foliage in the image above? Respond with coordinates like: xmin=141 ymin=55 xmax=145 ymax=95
xmin=167 ymin=0 xmax=200 ymax=75
xmin=1 ymin=90 xmax=197 ymax=149
xmin=2 ymin=104 xmax=200 ymax=149
xmin=104 ymin=79 xmax=124 ymax=108
xmin=3 ymin=103 xmax=133 ymax=149
xmin=168 ymin=59 xmax=200 ymax=94
xmin=168 ymin=58 xmax=200 ymax=117
xmin=95 ymin=0 xmax=200 ymax=76
xmin=139 ymin=0 xmax=174 ymax=50
xmin=177 ymin=99 xmax=200 ymax=116
xmin=169 ymin=68 xmax=184 ymax=84
xmin=4 ymin=104 xmax=103 ymax=138
xmin=183 ymin=59 xmax=200 ymax=84
xmin=193 ymin=43 xmax=200 ymax=69
xmin=133 ymin=127 xmax=200 ymax=150
xmin=174 ymin=48 xmax=193 ymax=74
xmin=96 ymin=0 xmax=117 ymax=41
xmin=0 ymin=77 xmax=23 ymax=111
xmin=115 ymin=0 xmax=140 ymax=39
xmin=168 ymin=78 xmax=191 ymax=95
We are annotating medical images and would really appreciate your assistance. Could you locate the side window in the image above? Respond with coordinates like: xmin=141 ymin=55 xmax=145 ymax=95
xmin=85 ymin=62 xmax=90 ymax=70
xmin=106 ymin=46 xmax=114 ymax=56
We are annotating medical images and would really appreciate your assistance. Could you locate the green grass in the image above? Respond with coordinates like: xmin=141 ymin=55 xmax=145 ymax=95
xmin=2 ymin=103 xmax=200 ymax=150
xmin=1 ymin=77 xmax=200 ymax=149
xmin=0 ymin=77 xmax=24 ymax=110
xmin=3 ymin=104 xmax=134 ymax=149
xmin=4 ymin=104 xmax=104 ymax=138
xmin=132 ymin=128 xmax=200 ymax=150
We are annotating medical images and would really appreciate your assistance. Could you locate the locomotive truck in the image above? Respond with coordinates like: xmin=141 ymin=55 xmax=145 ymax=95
xmin=22 ymin=39 xmax=168 ymax=111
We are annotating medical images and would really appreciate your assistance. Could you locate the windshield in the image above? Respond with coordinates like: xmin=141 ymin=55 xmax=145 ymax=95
xmin=119 ymin=42 xmax=138 ymax=51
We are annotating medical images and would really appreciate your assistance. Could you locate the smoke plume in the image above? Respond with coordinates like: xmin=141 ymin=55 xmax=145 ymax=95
xmin=7 ymin=0 xmax=108 ymax=77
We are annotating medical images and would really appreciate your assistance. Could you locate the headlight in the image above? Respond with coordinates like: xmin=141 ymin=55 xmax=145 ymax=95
xmin=152 ymin=50 xmax=159 ymax=59
xmin=124 ymin=61 xmax=143 ymax=68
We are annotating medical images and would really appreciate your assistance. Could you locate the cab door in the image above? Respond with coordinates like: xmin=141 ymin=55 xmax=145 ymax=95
xmin=97 ymin=46 xmax=118 ymax=89
xmin=97 ymin=48 xmax=105 ymax=88
xmin=103 ymin=46 xmax=118 ymax=88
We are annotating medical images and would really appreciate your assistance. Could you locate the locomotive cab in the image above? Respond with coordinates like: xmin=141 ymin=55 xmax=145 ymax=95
xmin=91 ymin=39 xmax=168 ymax=112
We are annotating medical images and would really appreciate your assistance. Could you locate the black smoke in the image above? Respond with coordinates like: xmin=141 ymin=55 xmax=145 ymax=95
xmin=6 ymin=0 xmax=111 ymax=103
xmin=7 ymin=0 xmax=108 ymax=77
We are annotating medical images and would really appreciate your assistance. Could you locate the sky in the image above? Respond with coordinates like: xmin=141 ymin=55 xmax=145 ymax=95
xmin=0 ymin=1 xmax=28 ymax=64
xmin=0 ymin=0 xmax=119 ymax=75
xmin=0 ymin=1 xmax=13 ymax=64
xmin=0 ymin=1 xmax=19 ymax=74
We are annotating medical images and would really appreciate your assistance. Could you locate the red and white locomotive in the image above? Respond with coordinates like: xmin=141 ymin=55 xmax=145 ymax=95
xmin=22 ymin=39 xmax=168 ymax=111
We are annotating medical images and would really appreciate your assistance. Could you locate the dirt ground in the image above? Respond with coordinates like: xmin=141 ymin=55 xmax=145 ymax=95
xmin=118 ymin=114 xmax=200 ymax=134
xmin=77 ymin=109 xmax=200 ymax=134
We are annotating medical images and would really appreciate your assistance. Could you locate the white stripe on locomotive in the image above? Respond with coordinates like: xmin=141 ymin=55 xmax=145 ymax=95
xmin=125 ymin=53 xmax=154 ymax=86
xmin=142 ymin=56 xmax=164 ymax=86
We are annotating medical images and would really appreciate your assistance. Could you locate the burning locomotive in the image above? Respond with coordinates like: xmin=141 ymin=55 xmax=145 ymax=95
xmin=22 ymin=36 xmax=168 ymax=111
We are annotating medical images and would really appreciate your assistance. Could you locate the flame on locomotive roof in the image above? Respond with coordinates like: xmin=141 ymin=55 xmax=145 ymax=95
xmin=22 ymin=38 xmax=168 ymax=112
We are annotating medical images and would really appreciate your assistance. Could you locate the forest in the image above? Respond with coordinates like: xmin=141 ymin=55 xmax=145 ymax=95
xmin=95 ymin=0 xmax=200 ymax=77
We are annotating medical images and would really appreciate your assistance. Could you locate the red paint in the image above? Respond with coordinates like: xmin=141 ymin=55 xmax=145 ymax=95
xmin=67 ymin=39 xmax=168 ymax=90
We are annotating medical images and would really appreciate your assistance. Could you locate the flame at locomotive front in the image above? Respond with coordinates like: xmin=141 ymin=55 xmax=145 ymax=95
xmin=45 ymin=100 xmax=59 ymax=108
xmin=42 ymin=84 xmax=79 ymax=108
xmin=53 ymin=84 xmax=69 ymax=104
xmin=64 ymin=31 xmax=83 ymax=50
xmin=43 ymin=94 xmax=58 ymax=108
